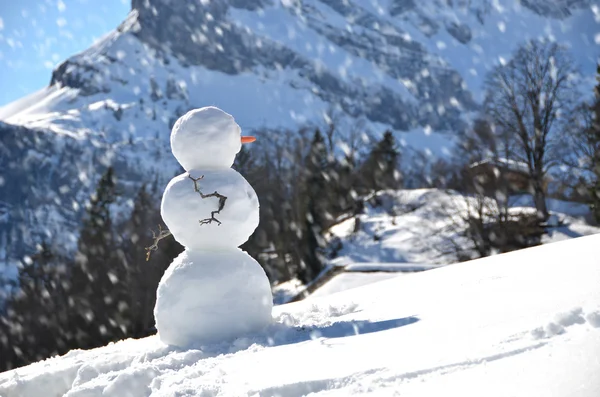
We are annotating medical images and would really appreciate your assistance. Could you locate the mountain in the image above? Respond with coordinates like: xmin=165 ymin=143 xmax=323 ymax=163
xmin=1 ymin=234 xmax=599 ymax=396
xmin=0 ymin=0 xmax=597 ymax=264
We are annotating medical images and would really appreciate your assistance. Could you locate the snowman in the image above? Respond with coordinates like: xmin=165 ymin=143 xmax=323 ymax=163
xmin=154 ymin=106 xmax=273 ymax=347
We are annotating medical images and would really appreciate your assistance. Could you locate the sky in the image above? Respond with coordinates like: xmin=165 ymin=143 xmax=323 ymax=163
xmin=0 ymin=0 xmax=130 ymax=107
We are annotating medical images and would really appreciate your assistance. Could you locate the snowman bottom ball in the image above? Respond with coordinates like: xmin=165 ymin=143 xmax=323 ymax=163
xmin=154 ymin=249 xmax=273 ymax=347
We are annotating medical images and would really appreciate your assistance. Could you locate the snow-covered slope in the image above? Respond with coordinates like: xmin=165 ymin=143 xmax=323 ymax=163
xmin=1 ymin=234 xmax=599 ymax=396
xmin=328 ymin=189 xmax=600 ymax=265
xmin=0 ymin=0 xmax=597 ymax=262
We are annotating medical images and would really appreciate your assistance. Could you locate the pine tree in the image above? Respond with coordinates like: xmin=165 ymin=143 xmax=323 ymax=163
xmin=0 ymin=241 xmax=71 ymax=370
xmin=298 ymin=129 xmax=329 ymax=283
xmin=69 ymin=166 xmax=125 ymax=347
xmin=359 ymin=131 xmax=401 ymax=193
xmin=305 ymin=129 xmax=329 ymax=213
xmin=590 ymin=64 xmax=600 ymax=223
xmin=233 ymin=145 xmax=255 ymax=175
xmin=234 ymin=146 xmax=270 ymax=266
xmin=120 ymin=184 xmax=183 ymax=337
xmin=121 ymin=185 xmax=154 ymax=337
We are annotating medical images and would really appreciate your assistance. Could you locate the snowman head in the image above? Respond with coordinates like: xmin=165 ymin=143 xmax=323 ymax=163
xmin=170 ymin=107 xmax=255 ymax=170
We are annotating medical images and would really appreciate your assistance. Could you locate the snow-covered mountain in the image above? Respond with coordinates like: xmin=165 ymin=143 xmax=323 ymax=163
xmin=0 ymin=0 xmax=597 ymax=261
xmin=1 ymin=234 xmax=599 ymax=396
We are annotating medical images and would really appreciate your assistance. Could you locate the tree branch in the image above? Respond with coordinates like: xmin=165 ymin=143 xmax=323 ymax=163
xmin=145 ymin=224 xmax=172 ymax=261
xmin=188 ymin=174 xmax=228 ymax=226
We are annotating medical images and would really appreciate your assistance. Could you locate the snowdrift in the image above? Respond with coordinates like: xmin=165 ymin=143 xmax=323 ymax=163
xmin=1 ymin=234 xmax=599 ymax=396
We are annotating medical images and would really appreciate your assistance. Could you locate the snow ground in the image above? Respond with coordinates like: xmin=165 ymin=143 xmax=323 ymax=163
xmin=328 ymin=189 xmax=600 ymax=265
xmin=1 ymin=234 xmax=599 ymax=396
xmin=308 ymin=272 xmax=401 ymax=299
xmin=273 ymin=278 xmax=305 ymax=305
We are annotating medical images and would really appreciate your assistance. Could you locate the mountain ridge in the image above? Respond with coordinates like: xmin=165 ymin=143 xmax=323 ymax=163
xmin=0 ymin=0 xmax=596 ymax=265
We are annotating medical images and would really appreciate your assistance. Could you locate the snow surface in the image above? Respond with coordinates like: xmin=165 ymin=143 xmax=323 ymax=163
xmin=308 ymin=263 xmax=441 ymax=299
xmin=308 ymin=272 xmax=402 ymax=299
xmin=343 ymin=263 xmax=440 ymax=272
xmin=329 ymin=189 xmax=600 ymax=265
xmin=1 ymin=234 xmax=599 ymax=396
xmin=272 ymin=278 xmax=305 ymax=305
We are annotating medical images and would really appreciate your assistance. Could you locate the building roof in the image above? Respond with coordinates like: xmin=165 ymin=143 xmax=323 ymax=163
xmin=469 ymin=157 xmax=530 ymax=175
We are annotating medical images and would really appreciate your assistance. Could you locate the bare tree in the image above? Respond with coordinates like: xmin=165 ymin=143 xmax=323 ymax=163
xmin=484 ymin=40 xmax=578 ymax=221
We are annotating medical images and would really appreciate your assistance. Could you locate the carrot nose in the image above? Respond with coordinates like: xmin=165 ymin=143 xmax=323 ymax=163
xmin=241 ymin=136 xmax=256 ymax=144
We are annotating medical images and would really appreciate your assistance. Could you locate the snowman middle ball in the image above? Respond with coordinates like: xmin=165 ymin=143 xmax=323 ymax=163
xmin=161 ymin=169 xmax=260 ymax=250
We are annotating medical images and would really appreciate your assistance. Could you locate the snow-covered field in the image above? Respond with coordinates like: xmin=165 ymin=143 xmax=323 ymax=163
xmin=1 ymin=234 xmax=599 ymax=396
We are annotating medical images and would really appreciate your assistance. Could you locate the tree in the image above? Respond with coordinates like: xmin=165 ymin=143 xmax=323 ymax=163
xmin=559 ymin=99 xmax=599 ymax=203
xmin=0 ymin=241 xmax=72 ymax=371
xmin=298 ymin=129 xmax=329 ymax=283
xmin=484 ymin=40 xmax=577 ymax=222
xmin=120 ymin=184 xmax=183 ymax=338
xmin=439 ymin=114 xmax=546 ymax=262
xmin=589 ymin=64 xmax=600 ymax=222
xmin=358 ymin=131 xmax=401 ymax=193
xmin=69 ymin=166 xmax=126 ymax=347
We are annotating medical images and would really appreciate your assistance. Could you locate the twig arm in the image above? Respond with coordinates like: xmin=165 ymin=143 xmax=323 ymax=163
xmin=145 ymin=225 xmax=172 ymax=261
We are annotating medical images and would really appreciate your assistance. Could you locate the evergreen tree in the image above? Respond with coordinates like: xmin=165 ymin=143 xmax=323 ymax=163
xmin=327 ymin=151 xmax=358 ymax=216
xmin=69 ymin=166 xmax=126 ymax=347
xmin=120 ymin=184 xmax=183 ymax=337
xmin=235 ymin=146 xmax=271 ymax=267
xmin=0 ymin=241 xmax=71 ymax=370
xmin=590 ymin=64 xmax=600 ymax=223
xmin=298 ymin=129 xmax=329 ymax=283
xmin=233 ymin=145 xmax=255 ymax=175
xmin=305 ymin=129 xmax=329 ymax=215
xmin=359 ymin=131 xmax=401 ymax=193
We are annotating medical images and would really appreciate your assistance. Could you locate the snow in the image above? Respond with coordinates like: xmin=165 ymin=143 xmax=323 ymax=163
xmin=308 ymin=272 xmax=401 ymax=298
xmin=154 ymin=248 xmax=272 ymax=347
xmin=170 ymin=107 xmax=242 ymax=171
xmin=272 ymin=278 xmax=305 ymax=305
xmin=306 ymin=262 xmax=440 ymax=299
xmin=0 ymin=87 xmax=60 ymax=121
xmin=470 ymin=157 xmax=531 ymax=175
xmin=343 ymin=262 xmax=440 ymax=272
xmin=329 ymin=189 xmax=600 ymax=265
xmin=1 ymin=234 xmax=600 ymax=396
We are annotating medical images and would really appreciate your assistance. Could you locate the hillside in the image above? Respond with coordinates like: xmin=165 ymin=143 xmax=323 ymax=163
xmin=1 ymin=234 xmax=599 ymax=396
xmin=327 ymin=189 xmax=600 ymax=265
xmin=269 ymin=188 xmax=599 ymax=303
xmin=0 ymin=0 xmax=597 ymax=262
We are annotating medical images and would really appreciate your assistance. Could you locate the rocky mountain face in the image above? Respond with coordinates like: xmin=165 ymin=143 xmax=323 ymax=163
xmin=0 ymin=0 xmax=596 ymax=265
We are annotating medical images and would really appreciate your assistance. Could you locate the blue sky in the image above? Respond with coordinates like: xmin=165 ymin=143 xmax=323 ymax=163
xmin=0 ymin=0 xmax=130 ymax=106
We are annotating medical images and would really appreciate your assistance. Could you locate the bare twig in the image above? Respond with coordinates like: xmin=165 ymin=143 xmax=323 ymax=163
xmin=145 ymin=224 xmax=172 ymax=261
xmin=188 ymin=174 xmax=228 ymax=226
